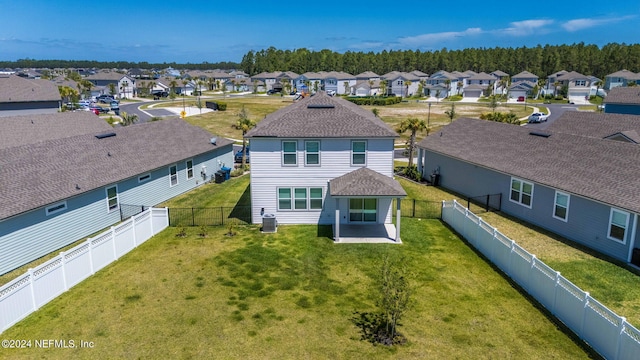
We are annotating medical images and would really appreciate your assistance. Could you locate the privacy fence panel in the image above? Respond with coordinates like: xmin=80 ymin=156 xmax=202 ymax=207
xmin=0 ymin=207 xmax=169 ymax=334
xmin=441 ymin=200 xmax=640 ymax=360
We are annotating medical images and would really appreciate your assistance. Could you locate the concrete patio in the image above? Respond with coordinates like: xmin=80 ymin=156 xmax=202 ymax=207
xmin=333 ymin=224 xmax=402 ymax=244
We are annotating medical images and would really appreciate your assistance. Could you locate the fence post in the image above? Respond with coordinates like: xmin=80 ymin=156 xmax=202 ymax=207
xmin=552 ymin=271 xmax=561 ymax=315
xmin=616 ymin=318 xmax=628 ymax=360
xmin=28 ymin=268 xmax=37 ymax=311
xmin=486 ymin=194 xmax=490 ymax=212
xmin=132 ymin=215 xmax=138 ymax=247
xmin=412 ymin=199 xmax=416 ymax=218
xmin=221 ymin=207 xmax=224 ymax=226
xmin=111 ymin=226 xmax=118 ymax=260
xmin=61 ymin=251 xmax=68 ymax=291
xmin=580 ymin=292 xmax=590 ymax=339
xmin=88 ymin=238 xmax=95 ymax=275
xmin=192 ymin=208 xmax=195 ymax=227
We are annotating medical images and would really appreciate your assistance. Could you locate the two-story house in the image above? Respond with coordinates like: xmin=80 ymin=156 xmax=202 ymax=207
xmin=509 ymin=71 xmax=539 ymax=101
xmin=425 ymin=70 xmax=459 ymax=99
xmin=555 ymin=71 xmax=592 ymax=104
xmin=603 ymin=87 xmax=640 ymax=115
xmin=464 ymin=72 xmax=497 ymax=98
xmin=604 ymin=70 xmax=640 ymax=90
xmin=0 ymin=75 xmax=61 ymax=117
xmin=382 ymin=71 xmax=420 ymax=97
xmin=245 ymin=92 xmax=406 ymax=242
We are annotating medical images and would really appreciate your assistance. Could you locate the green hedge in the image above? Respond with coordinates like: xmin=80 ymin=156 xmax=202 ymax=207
xmin=345 ymin=96 xmax=402 ymax=106
xmin=217 ymin=102 xmax=227 ymax=111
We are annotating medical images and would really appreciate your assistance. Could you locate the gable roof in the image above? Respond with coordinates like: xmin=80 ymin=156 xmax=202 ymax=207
xmin=546 ymin=111 xmax=640 ymax=139
xmin=606 ymin=69 xmax=639 ymax=79
xmin=0 ymin=112 xmax=113 ymax=149
xmin=330 ymin=167 xmax=406 ymax=197
xmin=556 ymin=71 xmax=589 ymax=81
xmin=417 ymin=117 xmax=640 ymax=214
xmin=0 ymin=119 xmax=233 ymax=220
xmin=603 ymin=87 xmax=640 ymax=105
xmin=512 ymin=71 xmax=538 ymax=80
xmin=246 ymin=92 xmax=398 ymax=138
xmin=0 ymin=75 xmax=61 ymax=103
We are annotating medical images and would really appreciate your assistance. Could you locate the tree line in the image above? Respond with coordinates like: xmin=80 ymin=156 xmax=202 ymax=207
xmin=240 ymin=42 xmax=640 ymax=79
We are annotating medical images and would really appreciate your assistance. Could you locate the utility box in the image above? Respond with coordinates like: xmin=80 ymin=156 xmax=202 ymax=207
xmin=430 ymin=174 xmax=440 ymax=186
xmin=262 ymin=214 xmax=277 ymax=233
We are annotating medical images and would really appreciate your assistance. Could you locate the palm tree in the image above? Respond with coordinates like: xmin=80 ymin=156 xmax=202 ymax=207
xmin=343 ymin=81 xmax=350 ymax=95
xmin=368 ymin=80 xmax=375 ymax=96
xmin=444 ymin=79 xmax=452 ymax=98
xmin=169 ymin=80 xmax=178 ymax=99
xmin=120 ymin=111 xmax=138 ymax=126
xmin=380 ymin=80 xmax=388 ymax=96
xmin=457 ymin=81 xmax=463 ymax=96
xmin=444 ymin=102 xmax=457 ymax=123
xmin=405 ymin=80 xmax=412 ymax=98
xmin=232 ymin=106 xmax=256 ymax=169
xmin=396 ymin=117 xmax=427 ymax=170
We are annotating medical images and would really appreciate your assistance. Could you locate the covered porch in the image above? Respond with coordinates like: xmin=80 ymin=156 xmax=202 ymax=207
xmin=329 ymin=167 xmax=407 ymax=244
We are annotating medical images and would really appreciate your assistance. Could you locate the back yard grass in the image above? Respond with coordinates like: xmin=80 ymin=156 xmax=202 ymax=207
xmin=1 ymin=219 xmax=590 ymax=359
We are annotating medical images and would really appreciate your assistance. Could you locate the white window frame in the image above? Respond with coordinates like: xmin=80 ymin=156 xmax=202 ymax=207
xmin=186 ymin=159 xmax=194 ymax=180
xmin=509 ymin=177 xmax=533 ymax=208
xmin=351 ymin=140 xmax=367 ymax=166
xmin=553 ymin=191 xmax=570 ymax=222
xmin=138 ymin=173 xmax=151 ymax=183
xmin=277 ymin=187 xmax=323 ymax=211
xmin=282 ymin=140 xmax=297 ymax=166
xmin=169 ymin=165 xmax=178 ymax=187
xmin=46 ymin=201 xmax=67 ymax=216
xmin=305 ymin=140 xmax=320 ymax=166
xmin=106 ymin=185 xmax=119 ymax=213
xmin=608 ymin=208 xmax=630 ymax=243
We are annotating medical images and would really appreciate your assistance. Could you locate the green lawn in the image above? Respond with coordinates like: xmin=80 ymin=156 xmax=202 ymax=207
xmin=1 ymin=219 xmax=590 ymax=359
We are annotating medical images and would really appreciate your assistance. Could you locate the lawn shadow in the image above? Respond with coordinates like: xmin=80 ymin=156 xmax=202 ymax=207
xmin=228 ymin=184 xmax=252 ymax=223
xmin=317 ymin=225 xmax=334 ymax=240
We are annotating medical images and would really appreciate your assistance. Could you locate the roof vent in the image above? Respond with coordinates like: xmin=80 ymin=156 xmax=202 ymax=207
xmin=210 ymin=137 xmax=217 ymax=145
xmin=529 ymin=131 xmax=551 ymax=138
xmin=307 ymin=104 xmax=335 ymax=109
xmin=95 ymin=132 xmax=116 ymax=139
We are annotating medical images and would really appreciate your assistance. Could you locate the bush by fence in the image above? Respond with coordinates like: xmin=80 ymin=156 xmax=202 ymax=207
xmin=442 ymin=200 xmax=640 ymax=360
xmin=0 ymin=208 xmax=169 ymax=334
xmin=345 ymin=96 xmax=402 ymax=106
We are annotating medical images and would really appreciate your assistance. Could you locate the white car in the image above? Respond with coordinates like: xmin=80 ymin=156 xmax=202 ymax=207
xmin=528 ymin=112 xmax=549 ymax=123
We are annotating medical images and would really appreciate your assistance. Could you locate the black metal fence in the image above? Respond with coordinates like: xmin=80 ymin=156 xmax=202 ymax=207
xmin=168 ymin=206 xmax=252 ymax=227
xmin=466 ymin=193 xmax=502 ymax=213
xmin=120 ymin=204 xmax=148 ymax=221
xmin=393 ymin=199 xmax=443 ymax=219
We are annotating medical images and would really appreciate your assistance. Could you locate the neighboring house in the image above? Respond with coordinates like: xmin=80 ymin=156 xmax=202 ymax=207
xmin=382 ymin=71 xmax=420 ymax=97
xmin=245 ymin=92 xmax=406 ymax=241
xmin=603 ymin=87 xmax=640 ymax=115
xmin=544 ymin=70 xmax=568 ymax=96
xmin=425 ymin=70 xmax=459 ymax=99
xmin=490 ymin=70 xmax=509 ymax=95
xmin=353 ymin=79 xmax=381 ymax=97
xmin=0 ymin=114 xmax=233 ymax=275
xmin=85 ymin=73 xmax=135 ymax=99
xmin=509 ymin=71 xmax=539 ymax=100
xmin=604 ymin=70 xmax=640 ymax=90
xmin=252 ymin=71 xmax=283 ymax=91
xmin=464 ymin=72 xmax=497 ymax=98
xmin=416 ymin=114 xmax=640 ymax=264
xmin=324 ymin=71 xmax=356 ymax=95
xmin=555 ymin=71 xmax=592 ymax=104
xmin=0 ymin=75 xmax=61 ymax=117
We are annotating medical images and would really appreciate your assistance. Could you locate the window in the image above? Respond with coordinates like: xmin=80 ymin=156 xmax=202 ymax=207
xmin=309 ymin=188 xmax=323 ymax=209
xmin=138 ymin=173 xmax=151 ymax=183
xmin=608 ymin=208 xmax=630 ymax=242
xmin=46 ymin=201 xmax=67 ymax=216
xmin=106 ymin=186 xmax=118 ymax=212
xmin=349 ymin=198 xmax=377 ymax=222
xmin=282 ymin=141 xmax=297 ymax=166
xmin=575 ymin=80 xmax=586 ymax=86
xmin=278 ymin=187 xmax=323 ymax=211
xmin=294 ymin=188 xmax=307 ymax=210
xmin=278 ymin=188 xmax=291 ymax=210
xmin=186 ymin=160 xmax=194 ymax=180
xmin=553 ymin=191 xmax=570 ymax=221
xmin=305 ymin=141 xmax=320 ymax=165
xmin=352 ymin=140 xmax=366 ymax=165
xmin=510 ymin=178 xmax=533 ymax=207
xmin=169 ymin=165 xmax=178 ymax=187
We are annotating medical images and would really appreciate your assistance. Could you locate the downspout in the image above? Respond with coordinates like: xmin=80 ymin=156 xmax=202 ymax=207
xmin=627 ymin=213 xmax=638 ymax=263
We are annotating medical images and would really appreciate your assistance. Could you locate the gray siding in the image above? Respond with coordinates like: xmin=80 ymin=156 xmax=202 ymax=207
xmin=423 ymin=150 xmax=634 ymax=262
xmin=604 ymin=104 xmax=640 ymax=115
xmin=0 ymin=144 xmax=233 ymax=275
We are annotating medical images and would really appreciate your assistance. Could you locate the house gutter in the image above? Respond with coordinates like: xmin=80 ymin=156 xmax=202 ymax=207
xmin=627 ymin=213 xmax=638 ymax=263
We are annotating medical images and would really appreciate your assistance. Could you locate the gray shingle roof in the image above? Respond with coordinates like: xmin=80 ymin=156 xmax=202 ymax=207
xmin=603 ymin=87 xmax=640 ymax=105
xmin=0 ymin=112 xmax=113 ymax=149
xmin=0 ymin=119 xmax=233 ymax=219
xmin=546 ymin=111 xmax=640 ymax=139
xmin=417 ymin=117 xmax=640 ymax=214
xmin=330 ymin=168 xmax=407 ymax=197
xmin=0 ymin=75 xmax=61 ymax=103
xmin=246 ymin=92 xmax=398 ymax=138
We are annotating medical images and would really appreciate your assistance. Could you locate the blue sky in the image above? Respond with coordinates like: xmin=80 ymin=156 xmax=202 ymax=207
xmin=1 ymin=1 xmax=638 ymax=64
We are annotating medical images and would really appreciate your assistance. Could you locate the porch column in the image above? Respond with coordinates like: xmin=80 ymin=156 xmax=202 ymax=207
xmin=395 ymin=198 xmax=401 ymax=242
xmin=417 ymin=148 xmax=424 ymax=176
xmin=335 ymin=198 xmax=340 ymax=242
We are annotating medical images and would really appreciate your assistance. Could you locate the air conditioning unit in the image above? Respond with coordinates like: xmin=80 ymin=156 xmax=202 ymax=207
xmin=262 ymin=214 xmax=277 ymax=233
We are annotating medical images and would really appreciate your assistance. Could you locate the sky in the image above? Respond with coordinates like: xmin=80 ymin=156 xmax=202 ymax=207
xmin=1 ymin=1 xmax=639 ymax=64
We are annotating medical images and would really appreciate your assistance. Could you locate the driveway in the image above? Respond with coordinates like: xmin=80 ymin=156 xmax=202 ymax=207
xmin=525 ymin=103 xmax=581 ymax=130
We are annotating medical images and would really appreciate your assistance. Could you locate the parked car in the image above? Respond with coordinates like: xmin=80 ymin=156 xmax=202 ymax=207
xmin=97 ymin=95 xmax=114 ymax=103
xmin=90 ymin=105 xmax=108 ymax=114
xmin=517 ymin=96 xmax=525 ymax=102
xmin=152 ymin=91 xmax=169 ymax=99
xmin=110 ymin=100 xmax=120 ymax=111
xmin=234 ymin=147 xmax=250 ymax=163
xmin=528 ymin=112 xmax=549 ymax=123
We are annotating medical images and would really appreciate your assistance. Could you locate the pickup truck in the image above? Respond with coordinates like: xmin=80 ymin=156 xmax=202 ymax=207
xmin=528 ymin=112 xmax=549 ymax=123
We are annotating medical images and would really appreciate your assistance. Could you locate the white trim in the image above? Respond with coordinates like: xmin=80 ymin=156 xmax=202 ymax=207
xmin=608 ymin=207 xmax=630 ymax=244
xmin=169 ymin=164 xmax=178 ymax=187
xmin=509 ymin=177 xmax=533 ymax=209
xmin=552 ymin=190 xmax=570 ymax=222
xmin=185 ymin=159 xmax=194 ymax=180
xmin=138 ymin=173 xmax=151 ymax=183
xmin=106 ymin=185 xmax=119 ymax=213
xmin=45 ymin=201 xmax=67 ymax=216
xmin=277 ymin=186 xmax=323 ymax=211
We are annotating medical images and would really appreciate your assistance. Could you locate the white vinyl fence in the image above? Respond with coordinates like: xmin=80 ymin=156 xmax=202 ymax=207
xmin=442 ymin=200 xmax=640 ymax=360
xmin=0 ymin=208 xmax=169 ymax=334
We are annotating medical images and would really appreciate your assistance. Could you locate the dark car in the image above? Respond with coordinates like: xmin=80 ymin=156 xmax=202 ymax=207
xmin=234 ymin=148 xmax=250 ymax=163
xmin=152 ymin=91 xmax=169 ymax=99
xmin=89 ymin=105 xmax=108 ymax=114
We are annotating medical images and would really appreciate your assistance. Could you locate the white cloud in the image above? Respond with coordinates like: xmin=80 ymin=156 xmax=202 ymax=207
xmin=348 ymin=41 xmax=385 ymax=50
xmin=500 ymin=19 xmax=554 ymax=36
xmin=398 ymin=28 xmax=483 ymax=46
xmin=562 ymin=16 xmax=635 ymax=32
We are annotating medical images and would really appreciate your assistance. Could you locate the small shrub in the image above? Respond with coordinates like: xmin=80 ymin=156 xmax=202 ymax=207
xmin=404 ymin=165 xmax=421 ymax=181
xmin=176 ymin=226 xmax=187 ymax=238
xmin=198 ymin=225 xmax=208 ymax=238
xmin=217 ymin=102 xmax=227 ymax=111
xmin=226 ymin=224 xmax=237 ymax=237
